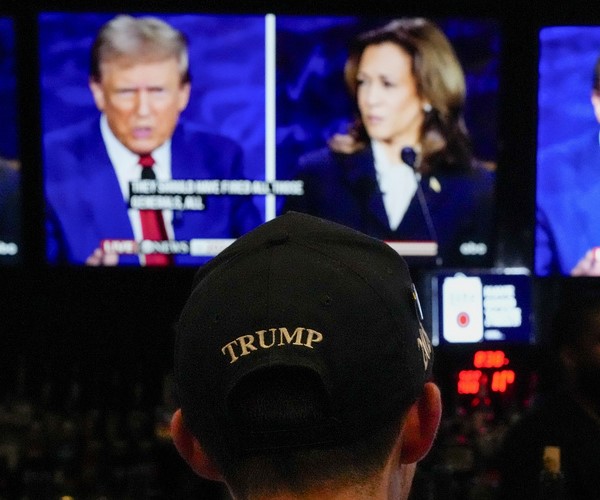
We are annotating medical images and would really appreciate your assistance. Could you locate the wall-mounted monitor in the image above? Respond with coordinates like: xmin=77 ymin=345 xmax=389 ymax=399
xmin=535 ymin=26 xmax=600 ymax=277
xmin=39 ymin=12 xmax=501 ymax=268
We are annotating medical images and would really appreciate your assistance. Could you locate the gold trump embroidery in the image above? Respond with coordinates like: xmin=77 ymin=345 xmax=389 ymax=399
xmin=221 ymin=327 xmax=324 ymax=364
xmin=417 ymin=325 xmax=432 ymax=371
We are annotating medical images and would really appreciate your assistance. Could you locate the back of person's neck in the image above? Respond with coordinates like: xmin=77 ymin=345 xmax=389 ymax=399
xmin=239 ymin=478 xmax=389 ymax=500
xmin=248 ymin=487 xmax=382 ymax=500
xmin=235 ymin=465 xmax=420 ymax=500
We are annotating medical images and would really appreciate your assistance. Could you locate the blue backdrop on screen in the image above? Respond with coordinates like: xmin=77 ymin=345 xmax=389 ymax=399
xmin=0 ymin=17 xmax=17 ymax=160
xmin=274 ymin=16 xmax=501 ymax=190
xmin=538 ymin=27 xmax=600 ymax=152
xmin=38 ymin=12 xmax=266 ymax=190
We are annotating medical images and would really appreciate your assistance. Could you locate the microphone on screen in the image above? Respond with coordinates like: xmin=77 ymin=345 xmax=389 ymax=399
xmin=400 ymin=146 xmax=442 ymax=266
xmin=400 ymin=146 xmax=418 ymax=170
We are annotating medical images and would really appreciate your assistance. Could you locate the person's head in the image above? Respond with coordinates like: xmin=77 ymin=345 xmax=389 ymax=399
xmin=171 ymin=212 xmax=441 ymax=499
xmin=551 ymin=285 xmax=600 ymax=407
xmin=342 ymin=18 xmax=472 ymax=174
xmin=89 ymin=15 xmax=191 ymax=155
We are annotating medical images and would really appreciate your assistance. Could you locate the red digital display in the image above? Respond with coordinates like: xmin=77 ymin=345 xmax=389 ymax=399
xmin=457 ymin=350 xmax=515 ymax=395
xmin=491 ymin=370 xmax=515 ymax=393
xmin=473 ymin=350 xmax=509 ymax=368
xmin=458 ymin=370 xmax=482 ymax=394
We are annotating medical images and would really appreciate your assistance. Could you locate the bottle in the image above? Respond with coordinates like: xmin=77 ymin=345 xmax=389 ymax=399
xmin=538 ymin=446 xmax=566 ymax=499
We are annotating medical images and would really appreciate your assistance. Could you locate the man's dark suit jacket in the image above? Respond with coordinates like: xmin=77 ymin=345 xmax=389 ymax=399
xmin=536 ymin=132 xmax=600 ymax=275
xmin=45 ymin=118 xmax=260 ymax=265
xmin=285 ymin=146 xmax=495 ymax=267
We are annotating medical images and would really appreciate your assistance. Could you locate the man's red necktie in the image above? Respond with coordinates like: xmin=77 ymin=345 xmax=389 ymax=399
xmin=138 ymin=154 xmax=172 ymax=266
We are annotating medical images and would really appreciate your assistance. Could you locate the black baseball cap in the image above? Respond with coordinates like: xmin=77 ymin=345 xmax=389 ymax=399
xmin=175 ymin=212 xmax=433 ymax=452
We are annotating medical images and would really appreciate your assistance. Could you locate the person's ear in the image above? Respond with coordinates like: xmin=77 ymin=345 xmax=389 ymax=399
xmin=399 ymin=382 xmax=442 ymax=464
xmin=177 ymin=81 xmax=192 ymax=112
xmin=170 ymin=408 xmax=223 ymax=482
xmin=89 ymin=78 xmax=106 ymax=112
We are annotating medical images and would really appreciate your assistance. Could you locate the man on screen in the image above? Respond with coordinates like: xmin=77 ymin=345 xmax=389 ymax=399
xmin=536 ymin=54 xmax=600 ymax=276
xmin=45 ymin=15 xmax=259 ymax=266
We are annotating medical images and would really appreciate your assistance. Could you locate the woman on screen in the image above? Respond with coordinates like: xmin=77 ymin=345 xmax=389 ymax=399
xmin=285 ymin=18 xmax=495 ymax=267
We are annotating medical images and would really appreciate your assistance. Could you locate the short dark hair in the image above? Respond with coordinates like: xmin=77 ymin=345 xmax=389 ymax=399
xmin=193 ymin=366 xmax=409 ymax=499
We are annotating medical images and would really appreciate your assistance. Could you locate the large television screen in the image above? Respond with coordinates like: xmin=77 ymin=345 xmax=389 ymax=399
xmin=0 ymin=15 xmax=21 ymax=265
xmin=40 ymin=12 xmax=501 ymax=268
xmin=535 ymin=26 xmax=600 ymax=277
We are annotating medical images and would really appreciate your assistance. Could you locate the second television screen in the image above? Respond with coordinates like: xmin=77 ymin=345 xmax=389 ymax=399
xmin=39 ymin=12 xmax=500 ymax=267
xmin=536 ymin=26 xmax=600 ymax=277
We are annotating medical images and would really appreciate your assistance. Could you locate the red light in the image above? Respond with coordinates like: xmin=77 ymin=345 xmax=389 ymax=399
xmin=458 ymin=370 xmax=482 ymax=394
xmin=473 ymin=350 xmax=509 ymax=369
xmin=491 ymin=370 xmax=515 ymax=393
xmin=457 ymin=312 xmax=470 ymax=327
